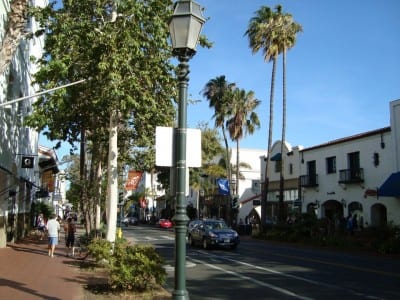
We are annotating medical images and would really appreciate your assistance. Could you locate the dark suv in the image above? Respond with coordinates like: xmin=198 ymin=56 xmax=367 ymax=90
xmin=187 ymin=219 xmax=239 ymax=249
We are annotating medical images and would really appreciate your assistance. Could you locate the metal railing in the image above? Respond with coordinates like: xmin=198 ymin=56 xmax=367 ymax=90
xmin=338 ymin=168 xmax=364 ymax=183
xmin=299 ymin=174 xmax=318 ymax=187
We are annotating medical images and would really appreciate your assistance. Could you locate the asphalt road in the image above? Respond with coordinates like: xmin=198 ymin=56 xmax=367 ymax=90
xmin=123 ymin=225 xmax=400 ymax=300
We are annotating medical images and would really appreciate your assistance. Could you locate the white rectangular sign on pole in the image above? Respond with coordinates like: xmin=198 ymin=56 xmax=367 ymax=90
xmin=155 ymin=126 xmax=201 ymax=167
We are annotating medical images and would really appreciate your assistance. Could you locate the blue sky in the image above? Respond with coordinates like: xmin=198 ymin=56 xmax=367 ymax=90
xmin=41 ymin=0 xmax=400 ymax=158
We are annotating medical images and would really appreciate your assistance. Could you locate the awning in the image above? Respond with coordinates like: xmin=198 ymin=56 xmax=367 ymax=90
xmin=270 ymin=153 xmax=281 ymax=161
xmin=378 ymin=172 xmax=400 ymax=197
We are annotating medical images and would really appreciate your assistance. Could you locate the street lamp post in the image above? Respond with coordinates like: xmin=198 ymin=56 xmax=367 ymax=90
xmin=169 ymin=1 xmax=205 ymax=299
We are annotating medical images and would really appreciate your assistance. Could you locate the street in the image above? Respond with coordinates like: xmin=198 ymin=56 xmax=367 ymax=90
xmin=123 ymin=225 xmax=400 ymax=300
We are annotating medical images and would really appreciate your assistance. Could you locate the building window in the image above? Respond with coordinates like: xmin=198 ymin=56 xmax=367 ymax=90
xmin=373 ymin=152 xmax=379 ymax=167
xmin=348 ymin=151 xmax=360 ymax=170
xmin=307 ymin=160 xmax=317 ymax=185
xmin=289 ymin=163 xmax=293 ymax=175
xmin=274 ymin=160 xmax=281 ymax=173
xmin=326 ymin=156 xmax=336 ymax=174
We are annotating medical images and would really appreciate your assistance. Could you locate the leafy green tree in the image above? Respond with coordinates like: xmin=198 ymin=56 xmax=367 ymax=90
xmin=190 ymin=122 xmax=224 ymax=190
xmin=25 ymin=0 xmax=176 ymax=240
xmin=226 ymin=87 xmax=260 ymax=195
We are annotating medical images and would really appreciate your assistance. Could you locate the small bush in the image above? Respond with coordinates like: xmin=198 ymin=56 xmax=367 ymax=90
xmin=85 ymin=237 xmax=167 ymax=292
xmin=109 ymin=239 xmax=167 ymax=291
xmin=87 ymin=238 xmax=113 ymax=264
xmin=262 ymin=215 xmax=400 ymax=255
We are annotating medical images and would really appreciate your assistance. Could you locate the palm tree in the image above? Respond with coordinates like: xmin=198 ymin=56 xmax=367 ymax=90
xmin=246 ymin=5 xmax=302 ymax=225
xmin=245 ymin=6 xmax=279 ymax=229
xmin=202 ymin=76 xmax=236 ymax=190
xmin=275 ymin=7 xmax=302 ymax=223
xmin=226 ymin=88 xmax=261 ymax=195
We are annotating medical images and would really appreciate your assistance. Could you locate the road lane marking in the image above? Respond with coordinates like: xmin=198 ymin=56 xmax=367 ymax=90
xmin=238 ymin=244 xmax=400 ymax=279
xmin=190 ymin=257 xmax=315 ymax=300
xmin=192 ymin=250 xmax=384 ymax=300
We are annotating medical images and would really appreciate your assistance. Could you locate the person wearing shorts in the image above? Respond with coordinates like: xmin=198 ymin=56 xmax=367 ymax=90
xmin=64 ymin=217 xmax=76 ymax=257
xmin=46 ymin=213 xmax=60 ymax=258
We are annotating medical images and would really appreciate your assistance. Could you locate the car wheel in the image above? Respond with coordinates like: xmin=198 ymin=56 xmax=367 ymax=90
xmin=188 ymin=235 xmax=194 ymax=247
xmin=202 ymin=238 xmax=208 ymax=249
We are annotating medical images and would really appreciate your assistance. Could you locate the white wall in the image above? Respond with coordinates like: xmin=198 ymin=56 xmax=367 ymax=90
xmin=390 ymin=99 xmax=400 ymax=171
xmin=300 ymin=123 xmax=400 ymax=226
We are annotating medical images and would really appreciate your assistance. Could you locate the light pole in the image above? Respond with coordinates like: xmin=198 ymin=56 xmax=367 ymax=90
xmin=169 ymin=1 xmax=205 ymax=299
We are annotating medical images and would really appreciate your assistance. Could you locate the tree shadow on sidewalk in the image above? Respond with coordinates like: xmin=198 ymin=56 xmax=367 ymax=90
xmin=0 ymin=278 xmax=61 ymax=300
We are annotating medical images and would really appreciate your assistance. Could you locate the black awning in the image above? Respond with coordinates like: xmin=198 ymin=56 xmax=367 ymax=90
xmin=270 ymin=153 xmax=282 ymax=161
xmin=378 ymin=172 xmax=400 ymax=197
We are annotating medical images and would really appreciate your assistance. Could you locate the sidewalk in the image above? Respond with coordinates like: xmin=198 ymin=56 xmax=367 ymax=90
xmin=0 ymin=229 xmax=86 ymax=300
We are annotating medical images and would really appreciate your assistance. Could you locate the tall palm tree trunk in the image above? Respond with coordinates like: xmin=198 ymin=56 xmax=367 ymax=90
xmin=236 ymin=139 xmax=240 ymax=195
xmin=262 ymin=57 xmax=277 ymax=231
xmin=279 ymin=48 xmax=287 ymax=223
xmin=221 ymin=124 xmax=232 ymax=187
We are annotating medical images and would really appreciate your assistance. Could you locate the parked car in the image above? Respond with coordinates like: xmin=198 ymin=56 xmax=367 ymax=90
xmin=187 ymin=219 xmax=203 ymax=232
xmin=128 ymin=216 xmax=139 ymax=225
xmin=117 ymin=215 xmax=129 ymax=227
xmin=187 ymin=219 xmax=239 ymax=249
xmin=187 ymin=219 xmax=202 ymax=235
xmin=159 ymin=219 xmax=173 ymax=229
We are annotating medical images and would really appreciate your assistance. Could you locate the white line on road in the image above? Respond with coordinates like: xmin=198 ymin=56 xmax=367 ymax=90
xmin=193 ymin=250 xmax=383 ymax=300
xmin=190 ymin=257 xmax=314 ymax=300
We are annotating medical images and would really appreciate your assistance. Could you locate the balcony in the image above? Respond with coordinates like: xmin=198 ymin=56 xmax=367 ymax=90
xmin=338 ymin=168 xmax=364 ymax=184
xmin=299 ymin=174 xmax=318 ymax=187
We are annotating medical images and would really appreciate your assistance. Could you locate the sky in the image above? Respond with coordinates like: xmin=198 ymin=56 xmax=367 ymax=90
xmin=40 ymin=0 xmax=400 ymax=159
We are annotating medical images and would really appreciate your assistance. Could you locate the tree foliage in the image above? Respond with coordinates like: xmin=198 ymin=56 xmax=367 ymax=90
xmin=25 ymin=0 xmax=177 ymax=232
xmin=26 ymin=0 xmax=175 ymax=147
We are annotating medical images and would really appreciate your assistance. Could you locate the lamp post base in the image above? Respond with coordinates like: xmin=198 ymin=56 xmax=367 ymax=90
xmin=172 ymin=290 xmax=189 ymax=300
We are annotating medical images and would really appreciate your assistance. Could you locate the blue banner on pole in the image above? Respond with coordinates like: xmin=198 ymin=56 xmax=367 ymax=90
xmin=217 ymin=178 xmax=230 ymax=195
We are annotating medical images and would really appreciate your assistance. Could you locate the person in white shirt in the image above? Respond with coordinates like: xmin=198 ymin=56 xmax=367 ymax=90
xmin=46 ymin=214 xmax=60 ymax=257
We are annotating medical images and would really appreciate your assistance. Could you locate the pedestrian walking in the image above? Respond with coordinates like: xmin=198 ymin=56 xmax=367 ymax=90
xmin=46 ymin=213 xmax=60 ymax=258
xmin=37 ymin=213 xmax=46 ymax=240
xmin=64 ymin=217 xmax=76 ymax=257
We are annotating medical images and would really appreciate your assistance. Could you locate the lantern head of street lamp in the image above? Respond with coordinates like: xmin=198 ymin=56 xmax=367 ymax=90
xmin=169 ymin=0 xmax=205 ymax=58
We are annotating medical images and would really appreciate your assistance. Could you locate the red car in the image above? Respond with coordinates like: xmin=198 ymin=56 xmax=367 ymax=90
xmin=159 ymin=219 xmax=173 ymax=229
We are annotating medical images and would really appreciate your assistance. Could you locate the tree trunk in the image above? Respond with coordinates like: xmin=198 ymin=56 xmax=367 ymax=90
xmin=79 ymin=128 xmax=91 ymax=234
xmin=105 ymin=110 xmax=119 ymax=243
xmin=221 ymin=124 xmax=231 ymax=185
xmin=236 ymin=139 xmax=240 ymax=195
xmin=95 ymin=160 xmax=102 ymax=232
xmin=279 ymin=49 xmax=287 ymax=224
xmin=261 ymin=57 xmax=277 ymax=231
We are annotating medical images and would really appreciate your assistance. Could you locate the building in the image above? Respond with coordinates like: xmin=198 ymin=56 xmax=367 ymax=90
xmin=184 ymin=148 xmax=266 ymax=222
xmin=299 ymin=99 xmax=400 ymax=227
xmin=0 ymin=0 xmax=48 ymax=247
xmin=250 ymin=99 xmax=400 ymax=227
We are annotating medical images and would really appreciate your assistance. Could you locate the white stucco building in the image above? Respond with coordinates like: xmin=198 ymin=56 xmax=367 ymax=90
xmin=0 ymin=0 xmax=48 ymax=247
xmin=299 ymin=99 xmax=400 ymax=226
xmin=251 ymin=99 xmax=400 ymax=227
